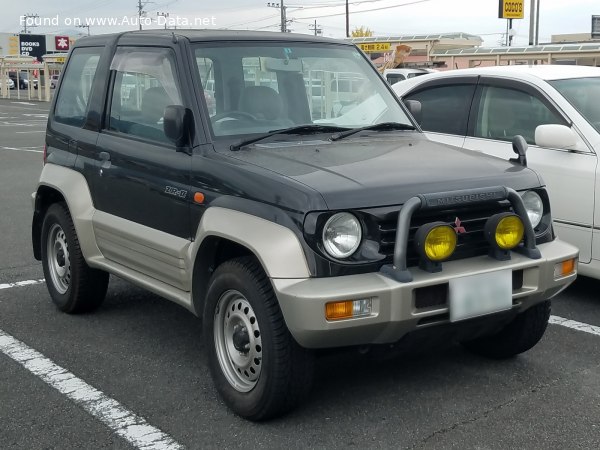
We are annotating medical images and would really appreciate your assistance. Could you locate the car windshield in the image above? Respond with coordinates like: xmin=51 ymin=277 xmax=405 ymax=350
xmin=550 ymin=77 xmax=600 ymax=134
xmin=193 ymin=42 xmax=411 ymax=139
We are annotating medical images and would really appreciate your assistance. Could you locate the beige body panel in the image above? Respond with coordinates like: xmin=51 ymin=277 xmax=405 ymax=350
xmin=189 ymin=207 xmax=310 ymax=279
xmin=35 ymin=165 xmax=310 ymax=314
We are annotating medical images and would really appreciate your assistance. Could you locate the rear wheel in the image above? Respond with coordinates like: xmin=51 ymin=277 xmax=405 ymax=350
xmin=203 ymin=256 xmax=314 ymax=420
xmin=462 ymin=300 xmax=551 ymax=359
xmin=41 ymin=203 xmax=109 ymax=313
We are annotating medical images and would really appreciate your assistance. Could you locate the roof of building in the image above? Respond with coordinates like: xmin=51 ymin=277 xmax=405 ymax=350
xmin=431 ymin=42 xmax=600 ymax=56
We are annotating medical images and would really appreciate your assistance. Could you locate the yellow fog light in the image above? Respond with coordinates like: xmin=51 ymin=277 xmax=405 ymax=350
xmin=325 ymin=299 xmax=372 ymax=321
xmin=554 ymin=258 xmax=576 ymax=279
xmin=485 ymin=213 xmax=524 ymax=254
xmin=415 ymin=223 xmax=457 ymax=262
xmin=495 ymin=215 xmax=524 ymax=250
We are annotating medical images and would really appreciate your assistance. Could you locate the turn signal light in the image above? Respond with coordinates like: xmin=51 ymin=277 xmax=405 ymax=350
xmin=325 ymin=299 xmax=372 ymax=321
xmin=554 ymin=258 xmax=576 ymax=279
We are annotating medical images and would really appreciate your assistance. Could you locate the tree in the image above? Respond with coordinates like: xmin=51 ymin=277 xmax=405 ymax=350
xmin=351 ymin=26 xmax=373 ymax=37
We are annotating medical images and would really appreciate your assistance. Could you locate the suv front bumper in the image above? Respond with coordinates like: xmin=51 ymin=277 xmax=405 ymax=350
xmin=273 ymin=239 xmax=577 ymax=349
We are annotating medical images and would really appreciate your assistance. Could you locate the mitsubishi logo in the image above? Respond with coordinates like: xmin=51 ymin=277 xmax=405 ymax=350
xmin=453 ymin=217 xmax=466 ymax=234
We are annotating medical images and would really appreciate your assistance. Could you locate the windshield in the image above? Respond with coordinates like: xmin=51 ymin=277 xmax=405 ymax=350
xmin=193 ymin=43 xmax=411 ymax=138
xmin=550 ymin=77 xmax=600 ymax=134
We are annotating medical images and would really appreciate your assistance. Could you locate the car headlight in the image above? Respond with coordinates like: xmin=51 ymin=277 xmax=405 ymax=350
xmin=322 ymin=212 xmax=362 ymax=259
xmin=520 ymin=191 xmax=543 ymax=228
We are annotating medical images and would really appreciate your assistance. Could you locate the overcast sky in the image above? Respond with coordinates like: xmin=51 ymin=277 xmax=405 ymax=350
xmin=1 ymin=0 xmax=598 ymax=47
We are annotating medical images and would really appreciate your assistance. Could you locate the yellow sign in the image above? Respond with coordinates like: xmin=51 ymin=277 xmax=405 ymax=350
xmin=358 ymin=42 xmax=391 ymax=53
xmin=8 ymin=36 xmax=19 ymax=55
xmin=55 ymin=57 xmax=66 ymax=63
xmin=498 ymin=0 xmax=524 ymax=19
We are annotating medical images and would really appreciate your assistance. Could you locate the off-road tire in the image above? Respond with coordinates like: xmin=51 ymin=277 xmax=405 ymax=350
xmin=462 ymin=300 xmax=551 ymax=359
xmin=40 ymin=202 xmax=109 ymax=313
xmin=203 ymin=256 xmax=314 ymax=420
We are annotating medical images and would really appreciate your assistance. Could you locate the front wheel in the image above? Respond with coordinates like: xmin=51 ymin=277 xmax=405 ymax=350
xmin=203 ymin=256 xmax=314 ymax=420
xmin=40 ymin=203 xmax=109 ymax=313
xmin=461 ymin=300 xmax=551 ymax=359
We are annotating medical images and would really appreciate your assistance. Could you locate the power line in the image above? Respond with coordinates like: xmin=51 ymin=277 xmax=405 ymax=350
xmin=295 ymin=0 xmax=436 ymax=20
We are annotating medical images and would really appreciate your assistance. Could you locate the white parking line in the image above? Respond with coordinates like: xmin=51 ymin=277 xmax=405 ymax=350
xmin=549 ymin=315 xmax=600 ymax=337
xmin=0 ymin=146 xmax=43 ymax=153
xmin=0 ymin=279 xmax=45 ymax=290
xmin=0 ymin=329 xmax=184 ymax=450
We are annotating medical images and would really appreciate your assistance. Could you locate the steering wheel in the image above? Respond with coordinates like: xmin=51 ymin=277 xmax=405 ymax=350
xmin=212 ymin=111 xmax=258 ymax=122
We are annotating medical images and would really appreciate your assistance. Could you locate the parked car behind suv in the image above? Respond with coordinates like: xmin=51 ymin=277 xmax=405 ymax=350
xmin=32 ymin=31 xmax=578 ymax=420
xmin=393 ymin=65 xmax=600 ymax=280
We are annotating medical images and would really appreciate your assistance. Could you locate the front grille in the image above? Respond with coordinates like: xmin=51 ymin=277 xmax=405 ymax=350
xmin=378 ymin=202 xmax=512 ymax=267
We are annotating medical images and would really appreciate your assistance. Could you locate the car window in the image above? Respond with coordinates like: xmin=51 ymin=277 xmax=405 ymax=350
xmin=386 ymin=74 xmax=405 ymax=85
xmin=196 ymin=56 xmax=216 ymax=116
xmin=107 ymin=47 xmax=182 ymax=143
xmin=404 ymin=84 xmax=475 ymax=135
xmin=474 ymin=85 xmax=565 ymax=144
xmin=54 ymin=48 xmax=101 ymax=127
xmin=550 ymin=77 xmax=600 ymax=134
xmin=194 ymin=43 xmax=411 ymax=138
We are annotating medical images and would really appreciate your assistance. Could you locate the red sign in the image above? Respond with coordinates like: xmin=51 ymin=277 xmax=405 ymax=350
xmin=55 ymin=36 xmax=69 ymax=51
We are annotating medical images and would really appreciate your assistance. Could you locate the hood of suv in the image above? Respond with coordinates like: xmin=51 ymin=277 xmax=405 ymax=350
xmin=227 ymin=133 xmax=542 ymax=210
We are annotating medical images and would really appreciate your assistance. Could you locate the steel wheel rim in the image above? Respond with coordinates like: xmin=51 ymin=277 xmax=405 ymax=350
xmin=214 ymin=290 xmax=263 ymax=393
xmin=46 ymin=223 xmax=70 ymax=294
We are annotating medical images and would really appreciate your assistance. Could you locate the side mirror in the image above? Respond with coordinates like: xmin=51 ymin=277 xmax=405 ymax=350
xmin=404 ymin=99 xmax=422 ymax=125
xmin=164 ymin=105 xmax=194 ymax=149
xmin=535 ymin=124 xmax=578 ymax=150
xmin=511 ymin=135 xmax=528 ymax=167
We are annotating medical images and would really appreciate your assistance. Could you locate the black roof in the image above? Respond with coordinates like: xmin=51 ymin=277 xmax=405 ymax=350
xmin=75 ymin=29 xmax=351 ymax=47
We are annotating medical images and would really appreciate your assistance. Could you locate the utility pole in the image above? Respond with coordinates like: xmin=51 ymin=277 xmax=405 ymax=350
xmin=345 ymin=0 xmax=350 ymax=37
xmin=534 ymin=0 xmax=541 ymax=45
xmin=21 ymin=13 xmax=39 ymax=34
xmin=137 ymin=0 xmax=154 ymax=30
xmin=157 ymin=11 xmax=169 ymax=30
xmin=528 ymin=0 xmax=536 ymax=45
xmin=77 ymin=24 xmax=91 ymax=36
xmin=267 ymin=2 xmax=287 ymax=32
xmin=508 ymin=18 xmax=514 ymax=46
xmin=309 ymin=20 xmax=322 ymax=36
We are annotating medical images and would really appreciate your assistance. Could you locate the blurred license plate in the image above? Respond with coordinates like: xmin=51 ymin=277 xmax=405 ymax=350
xmin=449 ymin=270 xmax=512 ymax=322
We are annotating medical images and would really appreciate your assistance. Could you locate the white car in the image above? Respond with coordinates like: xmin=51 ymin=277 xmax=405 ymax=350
xmin=0 ymin=78 xmax=15 ymax=90
xmin=392 ymin=65 xmax=600 ymax=279
xmin=383 ymin=68 xmax=435 ymax=85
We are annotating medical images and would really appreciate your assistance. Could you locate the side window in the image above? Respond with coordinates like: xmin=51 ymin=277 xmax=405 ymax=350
xmin=108 ymin=47 xmax=182 ymax=143
xmin=405 ymin=84 xmax=475 ymax=135
xmin=474 ymin=85 xmax=566 ymax=144
xmin=54 ymin=48 xmax=101 ymax=127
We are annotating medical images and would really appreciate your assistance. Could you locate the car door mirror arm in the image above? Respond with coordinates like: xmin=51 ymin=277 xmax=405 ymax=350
xmin=510 ymin=135 xmax=528 ymax=167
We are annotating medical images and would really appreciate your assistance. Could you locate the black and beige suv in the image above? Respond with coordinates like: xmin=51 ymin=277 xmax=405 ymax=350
xmin=32 ymin=30 xmax=578 ymax=420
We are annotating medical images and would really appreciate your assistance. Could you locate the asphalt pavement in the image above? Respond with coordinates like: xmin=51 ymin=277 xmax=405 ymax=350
xmin=1 ymin=98 xmax=599 ymax=449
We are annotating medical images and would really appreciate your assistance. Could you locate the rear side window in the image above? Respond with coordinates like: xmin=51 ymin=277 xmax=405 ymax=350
xmin=54 ymin=48 xmax=101 ymax=127
xmin=404 ymin=84 xmax=476 ymax=136
xmin=108 ymin=47 xmax=182 ymax=143
xmin=473 ymin=85 xmax=566 ymax=144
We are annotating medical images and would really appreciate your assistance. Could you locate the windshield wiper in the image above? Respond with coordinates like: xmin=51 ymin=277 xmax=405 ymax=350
xmin=230 ymin=124 xmax=351 ymax=151
xmin=329 ymin=122 xmax=416 ymax=142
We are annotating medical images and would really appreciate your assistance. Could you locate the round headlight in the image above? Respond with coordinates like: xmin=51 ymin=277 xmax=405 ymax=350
xmin=521 ymin=191 xmax=543 ymax=228
xmin=495 ymin=215 xmax=525 ymax=250
xmin=322 ymin=212 xmax=362 ymax=259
